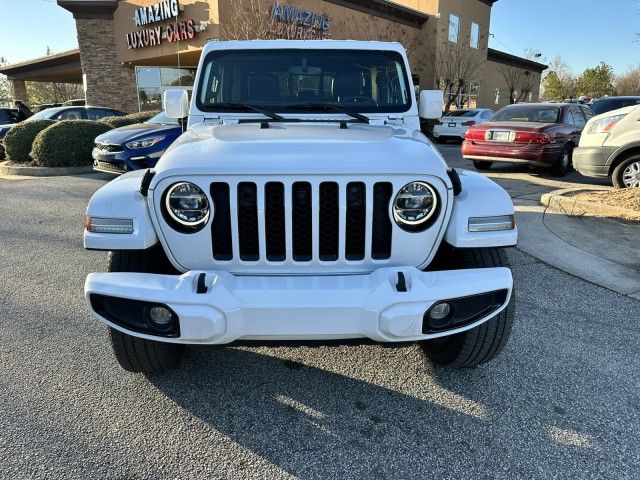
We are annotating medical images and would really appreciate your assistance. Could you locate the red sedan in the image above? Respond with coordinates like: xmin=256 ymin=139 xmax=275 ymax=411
xmin=462 ymin=103 xmax=593 ymax=176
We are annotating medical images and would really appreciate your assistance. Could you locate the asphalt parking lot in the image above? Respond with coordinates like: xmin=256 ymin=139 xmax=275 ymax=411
xmin=0 ymin=151 xmax=638 ymax=479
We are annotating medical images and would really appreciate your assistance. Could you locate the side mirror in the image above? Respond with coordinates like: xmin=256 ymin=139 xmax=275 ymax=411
xmin=418 ymin=90 xmax=444 ymax=119
xmin=163 ymin=89 xmax=189 ymax=119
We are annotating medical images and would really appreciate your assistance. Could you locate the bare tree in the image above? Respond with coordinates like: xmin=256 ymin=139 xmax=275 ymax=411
xmin=219 ymin=0 xmax=274 ymax=40
xmin=541 ymin=56 xmax=577 ymax=100
xmin=26 ymin=82 xmax=84 ymax=105
xmin=500 ymin=65 xmax=536 ymax=104
xmin=615 ymin=65 xmax=640 ymax=95
xmin=0 ymin=75 xmax=12 ymax=107
xmin=434 ymin=42 xmax=485 ymax=112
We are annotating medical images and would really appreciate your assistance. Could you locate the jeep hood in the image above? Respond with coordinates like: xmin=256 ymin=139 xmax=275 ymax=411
xmin=154 ymin=122 xmax=448 ymax=177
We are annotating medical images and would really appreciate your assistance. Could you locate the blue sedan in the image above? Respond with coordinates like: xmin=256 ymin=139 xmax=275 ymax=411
xmin=92 ymin=111 xmax=183 ymax=174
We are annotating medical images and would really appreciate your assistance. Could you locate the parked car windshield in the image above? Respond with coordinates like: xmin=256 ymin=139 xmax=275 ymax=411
xmin=443 ymin=110 xmax=477 ymax=117
xmin=27 ymin=108 xmax=62 ymax=121
xmin=491 ymin=105 xmax=560 ymax=123
xmin=590 ymin=97 xmax=640 ymax=115
xmin=196 ymin=49 xmax=411 ymax=114
xmin=145 ymin=111 xmax=179 ymax=125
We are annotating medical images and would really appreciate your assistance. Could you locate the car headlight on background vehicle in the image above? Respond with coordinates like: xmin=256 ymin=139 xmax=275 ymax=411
xmin=163 ymin=182 xmax=210 ymax=231
xmin=126 ymin=136 xmax=165 ymax=149
xmin=393 ymin=181 xmax=439 ymax=231
xmin=586 ymin=114 xmax=626 ymax=134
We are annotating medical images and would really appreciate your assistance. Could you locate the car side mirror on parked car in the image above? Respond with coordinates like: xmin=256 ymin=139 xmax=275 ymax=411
xmin=418 ymin=90 xmax=444 ymax=120
xmin=163 ymin=89 xmax=189 ymax=120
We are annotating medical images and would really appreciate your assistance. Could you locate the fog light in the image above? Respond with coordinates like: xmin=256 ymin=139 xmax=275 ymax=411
xmin=429 ymin=302 xmax=451 ymax=320
xmin=149 ymin=306 xmax=173 ymax=325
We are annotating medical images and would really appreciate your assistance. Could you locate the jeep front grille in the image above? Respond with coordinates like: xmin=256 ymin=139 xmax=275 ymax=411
xmin=209 ymin=180 xmax=393 ymax=263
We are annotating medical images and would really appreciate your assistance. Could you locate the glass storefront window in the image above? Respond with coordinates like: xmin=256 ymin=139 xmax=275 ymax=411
xmin=137 ymin=67 xmax=161 ymax=87
xmin=160 ymin=68 xmax=196 ymax=87
xmin=135 ymin=66 xmax=196 ymax=111
xmin=138 ymin=87 xmax=162 ymax=111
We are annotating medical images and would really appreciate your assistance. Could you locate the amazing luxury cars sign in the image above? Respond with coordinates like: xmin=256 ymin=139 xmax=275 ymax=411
xmin=125 ymin=0 xmax=197 ymax=49
xmin=269 ymin=0 xmax=332 ymax=39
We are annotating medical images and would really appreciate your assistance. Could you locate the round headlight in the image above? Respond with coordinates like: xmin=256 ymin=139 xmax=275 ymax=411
xmin=393 ymin=182 xmax=438 ymax=230
xmin=164 ymin=182 xmax=210 ymax=229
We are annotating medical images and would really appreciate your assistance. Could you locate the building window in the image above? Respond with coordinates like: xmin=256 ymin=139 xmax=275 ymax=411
xmin=448 ymin=14 xmax=460 ymax=43
xmin=135 ymin=66 xmax=197 ymax=111
xmin=459 ymin=82 xmax=479 ymax=108
xmin=494 ymin=88 xmax=500 ymax=104
xmin=470 ymin=22 xmax=480 ymax=49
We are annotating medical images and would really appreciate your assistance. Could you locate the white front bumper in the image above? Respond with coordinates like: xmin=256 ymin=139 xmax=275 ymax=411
xmin=84 ymin=267 xmax=513 ymax=344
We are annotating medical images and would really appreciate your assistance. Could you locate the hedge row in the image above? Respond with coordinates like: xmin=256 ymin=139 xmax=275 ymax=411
xmin=31 ymin=121 xmax=112 ymax=167
xmin=100 ymin=110 xmax=159 ymax=128
xmin=4 ymin=120 xmax=55 ymax=163
xmin=3 ymin=110 xmax=161 ymax=167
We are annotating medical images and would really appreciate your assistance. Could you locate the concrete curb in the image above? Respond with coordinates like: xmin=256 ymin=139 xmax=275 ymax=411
xmin=540 ymin=187 xmax=640 ymax=222
xmin=0 ymin=161 xmax=94 ymax=177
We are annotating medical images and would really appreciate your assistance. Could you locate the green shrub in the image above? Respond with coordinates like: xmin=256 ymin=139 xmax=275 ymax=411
xmin=4 ymin=120 xmax=56 ymax=162
xmin=31 ymin=120 xmax=112 ymax=167
xmin=100 ymin=110 xmax=160 ymax=129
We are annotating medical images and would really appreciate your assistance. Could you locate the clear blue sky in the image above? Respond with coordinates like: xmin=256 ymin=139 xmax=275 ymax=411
xmin=488 ymin=0 xmax=640 ymax=73
xmin=0 ymin=0 xmax=639 ymax=74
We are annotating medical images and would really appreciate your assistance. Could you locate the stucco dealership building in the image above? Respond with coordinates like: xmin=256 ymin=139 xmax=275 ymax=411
xmin=1 ymin=0 xmax=547 ymax=113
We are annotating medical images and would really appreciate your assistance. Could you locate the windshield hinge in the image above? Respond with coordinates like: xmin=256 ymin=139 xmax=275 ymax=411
xmin=203 ymin=116 xmax=223 ymax=125
xmin=386 ymin=116 xmax=405 ymax=125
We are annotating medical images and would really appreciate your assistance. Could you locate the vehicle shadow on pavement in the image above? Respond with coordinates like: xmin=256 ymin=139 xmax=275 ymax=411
xmin=147 ymin=341 xmax=607 ymax=479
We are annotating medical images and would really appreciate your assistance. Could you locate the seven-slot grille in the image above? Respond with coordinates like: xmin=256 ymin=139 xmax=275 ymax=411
xmin=209 ymin=181 xmax=393 ymax=263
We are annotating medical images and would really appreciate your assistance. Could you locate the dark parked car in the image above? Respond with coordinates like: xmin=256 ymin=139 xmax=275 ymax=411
xmin=0 ymin=108 xmax=19 ymax=125
xmin=63 ymin=98 xmax=86 ymax=106
xmin=0 ymin=106 xmax=125 ymax=159
xmin=92 ymin=111 xmax=183 ymax=174
xmin=589 ymin=96 xmax=640 ymax=116
xmin=462 ymin=103 xmax=593 ymax=176
xmin=0 ymin=108 xmax=20 ymax=158
xmin=32 ymin=103 xmax=62 ymax=113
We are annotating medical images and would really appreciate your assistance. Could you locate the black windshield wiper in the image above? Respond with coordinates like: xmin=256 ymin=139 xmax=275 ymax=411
xmin=210 ymin=103 xmax=284 ymax=121
xmin=285 ymin=103 xmax=370 ymax=123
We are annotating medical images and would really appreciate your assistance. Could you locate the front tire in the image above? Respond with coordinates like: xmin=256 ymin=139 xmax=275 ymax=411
xmin=612 ymin=155 xmax=640 ymax=188
xmin=106 ymin=248 xmax=184 ymax=373
xmin=422 ymin=248 xmax=515 ymax=368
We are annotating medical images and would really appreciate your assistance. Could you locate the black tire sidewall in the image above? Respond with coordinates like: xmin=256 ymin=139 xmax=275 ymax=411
xmin=612 ymin=155 xmax=640 ymax=189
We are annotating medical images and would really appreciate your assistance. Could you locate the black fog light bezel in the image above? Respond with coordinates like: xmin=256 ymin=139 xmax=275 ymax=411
xmin=89 ymin=294 xmax=180 ymax=338
xmin=422 ymin=289 xmax=509 ymax=334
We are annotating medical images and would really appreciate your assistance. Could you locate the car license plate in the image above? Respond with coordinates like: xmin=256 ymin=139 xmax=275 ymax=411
xmin=448 ymin=122 xmax=456 ymax=127
xmin=486 ymin=130 xmax=514 ymax=142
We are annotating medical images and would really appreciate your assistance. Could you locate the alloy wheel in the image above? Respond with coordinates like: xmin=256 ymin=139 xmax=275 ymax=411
xmin=622 ymin=160 xmax=640 ymax=188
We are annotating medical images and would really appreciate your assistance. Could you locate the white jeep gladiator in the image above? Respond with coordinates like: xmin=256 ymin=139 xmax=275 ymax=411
xmin=84 ymin=40 xmax=517 ymax=373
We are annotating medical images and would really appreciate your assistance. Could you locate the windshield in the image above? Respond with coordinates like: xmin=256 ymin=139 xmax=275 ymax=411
xmin=27 ymin=108 xmax=63 ymax=121
xmin=196 ymin=49 xmax=411 ymax=114
xmin=145 ymin=111 xmax=179 ymax=125
xmin=590 ymin=98 xmax=640 ymax=115
xmin=491 ymin=105 xmax=560 ymax=123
